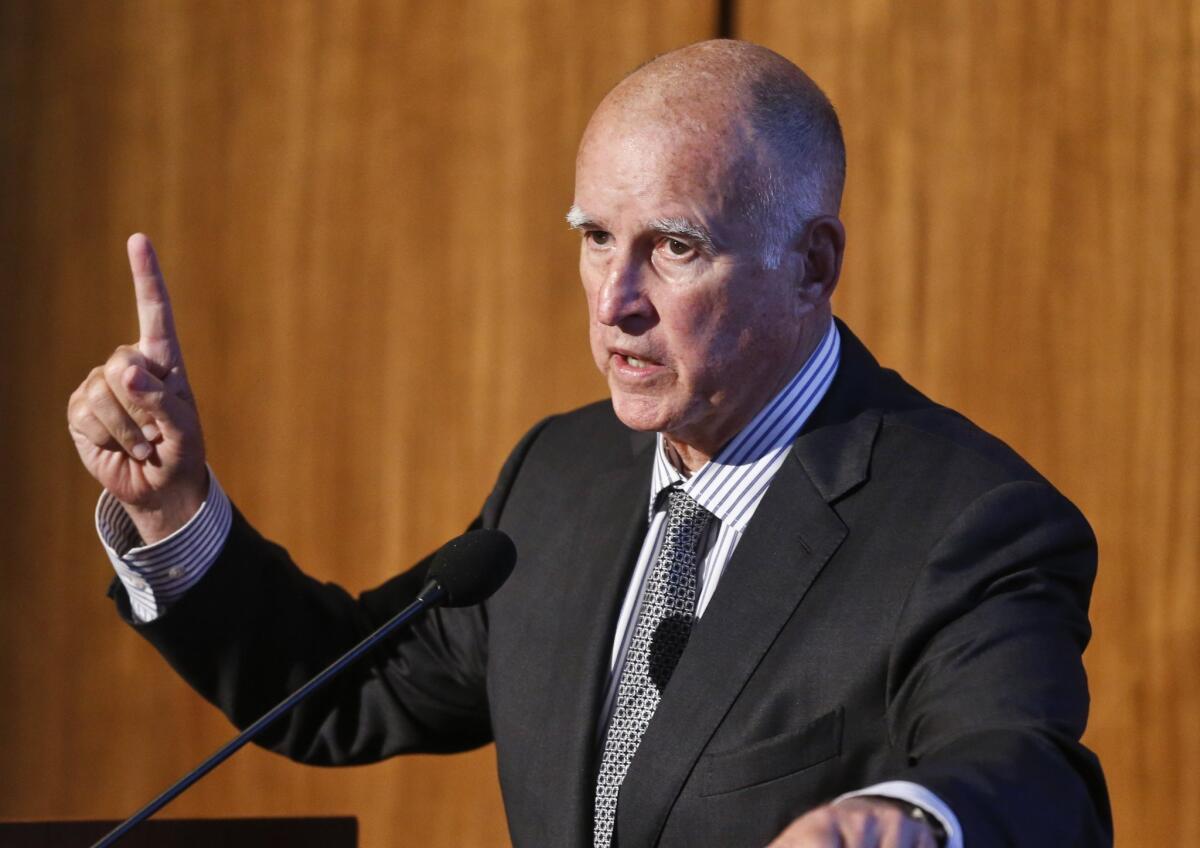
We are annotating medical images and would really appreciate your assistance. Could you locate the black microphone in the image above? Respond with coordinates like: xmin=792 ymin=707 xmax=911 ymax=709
xmin=92 ymin=528 xmax=517 ymax=848
xmin=423 ymin=528 xmax=516 ymax=607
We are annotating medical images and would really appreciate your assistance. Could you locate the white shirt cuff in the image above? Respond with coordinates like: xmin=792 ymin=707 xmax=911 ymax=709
xmin=836 ymin=780 xmax=962 ymax=848
xmin=95 ymin=468 xmax=233 ymax=623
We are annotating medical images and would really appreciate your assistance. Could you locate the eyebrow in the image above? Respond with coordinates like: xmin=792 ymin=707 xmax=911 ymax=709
xmin=647 ymin=217 xmax=717 ymax=255
xmin=565 ymin=205 xmax=718 ymax=255
xmin=565 ymin=205 xmax=593 ymax=230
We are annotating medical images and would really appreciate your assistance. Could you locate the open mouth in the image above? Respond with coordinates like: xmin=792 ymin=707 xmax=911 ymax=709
xmin=610 ymin=350 xmax=666 ymax=377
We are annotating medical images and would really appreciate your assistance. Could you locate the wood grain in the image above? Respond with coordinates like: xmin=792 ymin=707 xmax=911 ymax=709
xmin=4 ymin=1 xmax=1195 ymax=844
xmin=0 ymin=2 xmax=715 ymax=846
xmin=739 ymin=1 xmax=1199 ymax=843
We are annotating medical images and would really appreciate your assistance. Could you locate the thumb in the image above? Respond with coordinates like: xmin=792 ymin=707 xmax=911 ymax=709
xmin=123 ymin=364 xmax=195 ymax=440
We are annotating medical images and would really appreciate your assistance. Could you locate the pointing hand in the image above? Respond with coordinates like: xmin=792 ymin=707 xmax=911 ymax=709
xmin=67 ymin=234 xmax=208 ymax=543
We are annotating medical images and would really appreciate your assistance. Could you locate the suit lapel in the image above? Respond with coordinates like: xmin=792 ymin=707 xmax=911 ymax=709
xmin=545 ymin=321 xmax=892 ymax=844
xmin=614 ymin=400 xmax=883 ymax=847
xmin=533 ymin=433 xmax=654 ymax=845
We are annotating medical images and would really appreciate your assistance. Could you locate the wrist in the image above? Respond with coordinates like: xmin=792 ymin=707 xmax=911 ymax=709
xmin=122 ymin=468 xmax=210 ymax=544
xmin=859 ymin=797 xmax=947 ymax=846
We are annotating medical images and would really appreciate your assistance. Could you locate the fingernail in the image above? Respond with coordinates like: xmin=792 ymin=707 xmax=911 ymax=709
xmin=142 ymin=423 xmax=160 ymax=442
xmin=131 ymin=442 xmax=151 ymax=461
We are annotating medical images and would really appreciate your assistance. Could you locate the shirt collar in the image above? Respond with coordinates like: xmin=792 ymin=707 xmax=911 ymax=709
xmin=648 ymin=319 xmax=841 ymax=529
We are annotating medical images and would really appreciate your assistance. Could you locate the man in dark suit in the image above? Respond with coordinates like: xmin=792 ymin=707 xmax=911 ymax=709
xmin=68 ymin=41 xmax=1110 ymax=846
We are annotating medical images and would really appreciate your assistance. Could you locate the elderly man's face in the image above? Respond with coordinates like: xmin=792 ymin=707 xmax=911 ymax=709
xmin=572 ymin=118 xmax=812 ymax=458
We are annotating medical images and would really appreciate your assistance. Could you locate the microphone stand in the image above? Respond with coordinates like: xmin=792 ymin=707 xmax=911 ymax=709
xmin=91 ymin=581 xmax=448 ymax=848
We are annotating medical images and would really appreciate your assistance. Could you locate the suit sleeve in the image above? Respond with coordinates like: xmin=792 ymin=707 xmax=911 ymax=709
xmin=885 ymin=479 xmax=1112 ymax=846
xmin=110 ymin=415 xmax=554 ymax=766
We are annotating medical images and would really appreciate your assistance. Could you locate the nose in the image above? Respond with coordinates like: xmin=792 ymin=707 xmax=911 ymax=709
xmin=595 ymin=255 xmax=655 ymax=330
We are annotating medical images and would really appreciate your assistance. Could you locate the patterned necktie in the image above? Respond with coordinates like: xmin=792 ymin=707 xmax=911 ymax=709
xmin=593 ymin=487 xmax=715 ymax=848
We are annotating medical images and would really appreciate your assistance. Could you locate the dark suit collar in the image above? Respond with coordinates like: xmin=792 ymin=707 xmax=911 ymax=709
xmin=788 ymin=318 xmax=894 ymax=503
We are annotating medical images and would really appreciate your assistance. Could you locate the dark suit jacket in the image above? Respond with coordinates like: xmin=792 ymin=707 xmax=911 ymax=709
xmin=117 ymin=322 xmax=1111 ymax=846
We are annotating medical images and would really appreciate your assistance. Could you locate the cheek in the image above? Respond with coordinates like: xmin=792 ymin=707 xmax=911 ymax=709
xmin=678 ymin=289 xmax=787 ymax=386
xmin=665 ymin=296 xmax=738 ymax=379
xmin=729 ymin=275 xmax=798 ymax=348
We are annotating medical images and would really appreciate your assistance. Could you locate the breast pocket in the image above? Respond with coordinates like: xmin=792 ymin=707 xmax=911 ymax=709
xmin=699 ymin=706 xmax=843 ymax=797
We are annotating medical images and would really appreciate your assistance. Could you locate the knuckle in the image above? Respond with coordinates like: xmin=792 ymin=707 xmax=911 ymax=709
xmin=113 ymin=417 xmax=140 ymax=445
xmin=85 ymin=376 xmax=111 ymax=405
xmin=66 ymin=395 xmax=88 ymax=427
xmin=67 ymin=385 xmax=85 ymax=416
xmin=104 ymin=354 xmax=130 ymax=381
xmin=81 ymin=417 xmax=109 ymax=445
xmin=832 ymin=807 xmax=868 ymax=837
xmin=105 ymin=344 xmax=143 ymax=375
xmin=820 ymin=805 xmax=841 ymax=823
xmin=842 ymin=819 xmax=867 ymax=840
xmin=808 ymin=807 xmax=839 ymax=831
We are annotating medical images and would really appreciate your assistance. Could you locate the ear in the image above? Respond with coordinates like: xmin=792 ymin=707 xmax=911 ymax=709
xmin=794 ymin=216 xmax=846 ymax=306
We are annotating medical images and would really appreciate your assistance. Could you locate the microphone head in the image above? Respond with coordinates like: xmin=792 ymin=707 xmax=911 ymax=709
xmin=428 ymin=529 xmax=517 ymax=607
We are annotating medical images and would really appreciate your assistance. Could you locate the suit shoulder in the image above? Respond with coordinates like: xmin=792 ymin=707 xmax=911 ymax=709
xmin=874 ymin=400 xmax=1069 ymax=509
xmin=479 ymin=399 xmax=652 ymax=531
xmin=529 ymin=399 xmax=650 ymax=464
xmin=500 ymin=399 xmax=652 ymax=485
xmin=831 ymin=324 xmax=1063 ymax=496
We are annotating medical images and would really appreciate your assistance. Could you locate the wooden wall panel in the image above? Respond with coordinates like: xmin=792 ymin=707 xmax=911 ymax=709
xmin=739 ymin=1 xmax=1199 ymax=843
xmin=0 ymin=2 xmax=716 ymax=846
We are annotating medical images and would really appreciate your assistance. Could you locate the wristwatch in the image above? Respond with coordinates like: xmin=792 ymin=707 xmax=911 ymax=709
xmin=901 ymin=801 xmax=948 ymax=846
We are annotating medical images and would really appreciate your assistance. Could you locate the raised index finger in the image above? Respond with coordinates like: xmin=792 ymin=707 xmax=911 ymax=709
xmin=127 ymin=233 xmax=180 ymax=368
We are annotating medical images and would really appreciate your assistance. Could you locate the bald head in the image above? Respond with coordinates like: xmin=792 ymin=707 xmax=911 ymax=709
xmin=579 ymin=40 xmax=845 ymax=268
xmin=571 ymin=41 xmax=848 ymax=462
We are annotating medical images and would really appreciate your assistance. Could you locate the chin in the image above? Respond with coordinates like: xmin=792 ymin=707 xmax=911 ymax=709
xmin=609 ymin=390 xmax=674 ymax=434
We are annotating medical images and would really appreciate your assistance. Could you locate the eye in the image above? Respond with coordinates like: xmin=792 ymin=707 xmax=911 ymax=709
xmin=663 ymin=238 xmax=692 ymax=257
xmin=586 ymin=230 xmax=612 ymax=246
